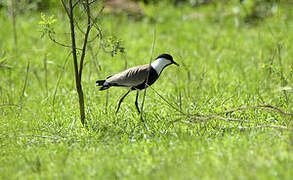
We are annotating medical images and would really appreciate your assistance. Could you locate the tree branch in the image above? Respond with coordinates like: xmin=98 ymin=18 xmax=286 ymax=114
xmin=78 ymin=0 xmax=91 ymax=81
xmin=48 ymin=32 xmax=82 ymax=50
xmin=60 ymin=0 xmax=70 ymax=17
xmin=73 ymin=0 xmax=82 ymax=8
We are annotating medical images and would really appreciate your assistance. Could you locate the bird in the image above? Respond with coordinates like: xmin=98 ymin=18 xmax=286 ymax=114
xmin=96 ymin=53 xmax=179 ymax=113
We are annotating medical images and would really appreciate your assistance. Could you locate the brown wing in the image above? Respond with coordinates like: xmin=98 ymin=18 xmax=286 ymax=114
xmin=105 ymin=64 xmax=150 ymax=87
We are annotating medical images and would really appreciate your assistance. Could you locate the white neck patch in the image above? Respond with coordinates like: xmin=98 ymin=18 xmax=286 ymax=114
xmin=151 ymin=58 xmax=171 ymax=75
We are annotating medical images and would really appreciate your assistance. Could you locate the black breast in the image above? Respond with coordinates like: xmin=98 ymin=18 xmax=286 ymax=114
xmin=133 ymin=67 xmax=159 ymax=90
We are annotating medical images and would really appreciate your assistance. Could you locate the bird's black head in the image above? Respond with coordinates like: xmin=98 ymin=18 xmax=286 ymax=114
xmin=156 ymin=54 xmax=179 ymax=66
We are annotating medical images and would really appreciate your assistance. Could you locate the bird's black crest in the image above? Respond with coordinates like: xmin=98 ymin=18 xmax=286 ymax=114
xmin=156 ymin=54 xmax=173 ymax=61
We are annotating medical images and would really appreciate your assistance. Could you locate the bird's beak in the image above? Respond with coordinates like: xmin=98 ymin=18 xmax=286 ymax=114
xmin=173 ymin=61 xmax=180 ymax=66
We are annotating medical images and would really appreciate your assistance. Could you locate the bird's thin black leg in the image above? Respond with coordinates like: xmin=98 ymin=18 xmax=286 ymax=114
xmin=135 ymin=90 xmax=141 ymax=114
xmin=116 ymin=89 xmax=131 ymax=113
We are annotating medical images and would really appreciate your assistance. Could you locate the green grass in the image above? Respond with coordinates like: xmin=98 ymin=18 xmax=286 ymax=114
xmin=0 ymin=1 xmax=293 ymax=179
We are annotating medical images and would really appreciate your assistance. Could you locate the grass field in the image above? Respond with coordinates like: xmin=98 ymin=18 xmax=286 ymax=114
xmin=0 ymin=1 xmax=293 ymax=179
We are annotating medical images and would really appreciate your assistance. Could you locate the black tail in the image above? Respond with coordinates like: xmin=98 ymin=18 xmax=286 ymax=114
xmin=95 ymin=80 xmax=110 ymax=91
xmin=96 ymin=80 xmax=105 ymax=86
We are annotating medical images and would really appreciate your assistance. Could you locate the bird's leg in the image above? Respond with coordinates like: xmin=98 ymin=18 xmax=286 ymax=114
xmin=116 ymin=89 xmax=131 ymax=113
xmin=135 ymin=89 xmax=141 ymax=114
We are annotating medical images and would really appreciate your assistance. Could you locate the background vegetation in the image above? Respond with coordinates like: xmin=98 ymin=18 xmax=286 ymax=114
xmin=0 ymin=0 xmax=292 ymax=179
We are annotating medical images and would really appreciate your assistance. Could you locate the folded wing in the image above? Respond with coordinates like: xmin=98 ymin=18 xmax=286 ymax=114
xmin=106 ymin=64 xmax=150 ymax=87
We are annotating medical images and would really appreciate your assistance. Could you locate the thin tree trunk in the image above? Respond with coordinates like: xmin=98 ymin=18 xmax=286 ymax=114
xmin=68 ymin=0 xmax=85 ymax=126
xmin=60 ymin=0 xmax=93 ymax=126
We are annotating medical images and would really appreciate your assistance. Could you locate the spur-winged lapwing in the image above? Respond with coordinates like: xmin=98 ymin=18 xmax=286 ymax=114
xmin=96 ymin=54 xmax=179 ymax=113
